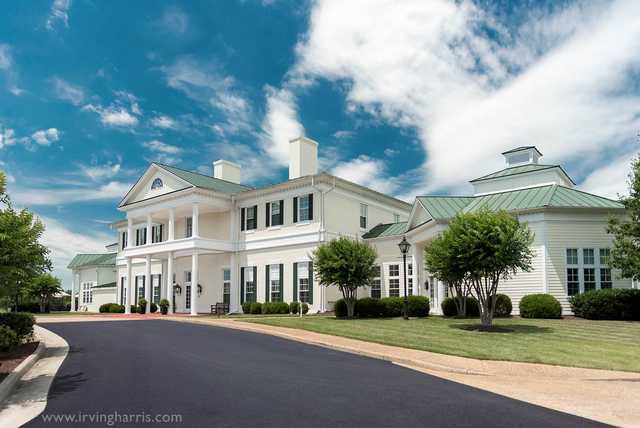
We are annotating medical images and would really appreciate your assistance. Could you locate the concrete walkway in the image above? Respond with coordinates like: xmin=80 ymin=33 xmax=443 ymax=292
xmin=168 ymin=316 xmax=640 ymax=428
xmin=0 ymin=326 xmax=69 ymax=428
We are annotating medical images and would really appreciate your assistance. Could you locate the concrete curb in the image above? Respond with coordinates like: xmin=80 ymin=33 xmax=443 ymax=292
xmin=165 ymin=317 xmax=483 ymax=376
xmin=0 ymin=340 xmax=46 ymax=404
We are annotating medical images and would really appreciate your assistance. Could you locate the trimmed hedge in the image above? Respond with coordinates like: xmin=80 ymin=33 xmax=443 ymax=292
xmin=138 ymin=299 xmax=147 ymax=314
xmin=493 ymin=294 xmax=512 ymax=318
xmin=130 ymin=305 xmax=138 ymax=314
xmin=334 ymin=296 xmax=430 ymax=318
xmin=520 ymin=294 xmax=562 ymax=319
xmin=241 ymin=302 xmax=252 ymax=314
xmin=407 ymin=296 xmax=430 ymax=317
xmin=0 ymin=325 xmax=19 ymax=352
xmin=332 ymin=300 xmax=347 ymax=318
xmin=441 ymin=296 xmax=479 ymax=317
xmin=570 ymin=289 xmax=640 ymax=320
xmin=261 ymin=302 xmax=290 ymax=314
xmin=150 ymin=302 xmax=158 ymax=313
xmin=249 ymin=302 xmax=263 ymax=314
xmin=99 ymin=303 xmax=123 ymax=313
xmin=0 ymin=312 xmax=35 ymax=341
xmin=109 ymin=304 xmax=125 ymax=313
xmin=357 ymin=297 xmax=385 ymax=318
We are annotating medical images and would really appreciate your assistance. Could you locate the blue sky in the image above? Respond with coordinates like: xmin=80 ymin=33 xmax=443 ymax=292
xmin=1 ymin=0 xmax=639 ymax=287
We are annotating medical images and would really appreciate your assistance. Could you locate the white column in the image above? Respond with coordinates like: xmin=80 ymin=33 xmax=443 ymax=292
xmin=168 ymin=208 xmax=175 ymax=241
xmin=125 ymin=258 xmax=133 ymax=314
xmin=127 ymin=217 xmax=134 ymax=248
xmin=191 ymin=251 xmax=199 ymax=315
xmin=412 ymin=244 xmax=423 ymax=297
xmin=192 ymin=204 xmax=199 ymax=238
xmin=230 ymin=253 xmax=239 ymax=313
xmin=70 ymin=271 xmax=77 ymax=312
xmin=166 ymin=252 xmax=174 ymax=310
xmin=146 ymin=215 xmax=152 ymax=245
xmin=145 ymin=255 xmax=151 ymax=312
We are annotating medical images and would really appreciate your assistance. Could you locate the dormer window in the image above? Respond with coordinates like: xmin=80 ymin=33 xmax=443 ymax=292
xmin=151 ymin=178 xmax=163 ymax=190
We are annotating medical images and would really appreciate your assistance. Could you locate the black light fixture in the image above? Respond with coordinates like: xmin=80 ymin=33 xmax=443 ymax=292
xmin=173 ymin=283 xmax=182 ymax=296
xmin=197 ymin=284 xmax=203 ymax=295
xmin=398 ymin=236 xmax=411 ymax=320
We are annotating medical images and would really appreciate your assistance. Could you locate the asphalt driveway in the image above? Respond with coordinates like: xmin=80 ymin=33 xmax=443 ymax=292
xmin=26 ymin=320 xmax=608 ymax=427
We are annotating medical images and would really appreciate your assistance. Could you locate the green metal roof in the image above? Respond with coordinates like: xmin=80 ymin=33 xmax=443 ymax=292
xmin=470 ymin=164 xmax=575 ymax=184
xmin=361 ymin=222 xmax=408 ymax=239
xmin=154 ymin=163 xmax=252 ymax=194
xmin=67 ymin=253 xmax=116 ymax=269
xmin=501 ymin=146 xmax=542 ymax=156
xmin=93 ymin=282 xmax=117 ymax=289
xmin=417 ymin=196 xmax=473 ymax=220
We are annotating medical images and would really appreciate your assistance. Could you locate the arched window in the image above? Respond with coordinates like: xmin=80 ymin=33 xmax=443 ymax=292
xmin=151 ymin=178 xmax=163 ymax=190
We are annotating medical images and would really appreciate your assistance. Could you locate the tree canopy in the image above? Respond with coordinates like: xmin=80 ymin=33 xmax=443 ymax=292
xmin=28 ymin=273 xmax=62 ymax=313
xmin=608 ymin=153 xmax=640 ymax=280
xmin=312 ymin=236 xmax=378 ymax=318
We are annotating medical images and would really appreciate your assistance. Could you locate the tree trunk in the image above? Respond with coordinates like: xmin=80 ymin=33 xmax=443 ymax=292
xmin=346 ymin=299 xmax=356 ymax=319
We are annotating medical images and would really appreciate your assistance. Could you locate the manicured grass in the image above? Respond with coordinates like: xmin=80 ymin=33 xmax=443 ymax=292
xmin=32 ymin=311 xmax=99 ymax=316
xmin=247 ymin=316 xmax=640 ymax=372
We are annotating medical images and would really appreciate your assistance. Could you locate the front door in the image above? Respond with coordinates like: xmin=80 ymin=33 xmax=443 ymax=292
xmin=184 ymin=283 xmax=191 ymax=313
xmin=152 ymin=275 xmax=161 ymax=305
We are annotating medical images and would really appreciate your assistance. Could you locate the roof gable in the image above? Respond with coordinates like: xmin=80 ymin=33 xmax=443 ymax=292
xmin=155 ymin=163 xmax=251 ymax=194
xmin=67 ymin=253 xmax=116 ymax=269
xmin=470 ymin=164 xmax=575 ymax=185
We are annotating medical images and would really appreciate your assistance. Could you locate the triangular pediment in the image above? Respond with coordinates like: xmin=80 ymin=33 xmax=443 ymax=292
xmin=406 ymin=199 xmax=433 ymax=230
xmin=119 ymin=164 xmax=193 ymax=207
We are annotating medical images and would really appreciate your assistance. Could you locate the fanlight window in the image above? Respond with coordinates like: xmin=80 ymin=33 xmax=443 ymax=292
xmin=151 ymin=178 xmax=163 ymax=190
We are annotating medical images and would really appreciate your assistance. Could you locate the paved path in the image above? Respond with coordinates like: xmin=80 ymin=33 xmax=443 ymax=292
xmin=25 ymin=320 xmax=606 ymax=428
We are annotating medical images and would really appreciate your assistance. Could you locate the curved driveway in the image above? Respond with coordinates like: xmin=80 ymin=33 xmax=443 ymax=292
xmin=26 ymin=320 xmax=607 ymax=427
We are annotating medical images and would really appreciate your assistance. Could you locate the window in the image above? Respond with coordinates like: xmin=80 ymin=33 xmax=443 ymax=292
xmin=394 ymin=214 xmax=400 ymax=223
xmin=152 ymin=275 xmax=161 ymax=304
xmin=267 ymin=201 xmax=283 ymax=227
xmin=566 ymin=247 xmax=613 ymax=295
xmin=244 ymin=267 xmax=255 ymax=303
xmin=584 ymin=268 xmax=596 ymax=292
xmin=121 ymin=231 xmax=128 ymax=250
xmin=600 ymin=268 xmax=612 ymax=289
xmin=242 ymin=206 xmax=257 ymax=231
xmin=152 ymin=224 xmax=163 ymax=243
xmin=81 ymin=282 xmax=93 ymax=304
xmin=388 ymin=264 xmax=400 ymax=297
xmin=270 ymin=264 xmax=282 ymax=302
xmin=406 ymin=263 xmax=414 ymax=296
xmin=223 ymin=269 xmax=231 ymax=305
xmin=370 ymin=265 xmax=381 ymax=299
xmin=389 ymin=264 xmax=399 ymax=277
xmin=566 ymin=248 xmax=578 ymax=265
xmin=294 ymin=194 xmax=313 ymax=223
xmin=185 ymin=271 xmax=192 ymax=283
xmin=120 ymin=277 xmax=127 ymax=305
xmin=135 ymin=228 xmax=147 ymax=246
xmin=360 ymin=204 xmax=368 ymax=229
xmin=583 ymin=248 xmax=595 ymax=265
xmin=599 ymin=248 xmax=611 ymax=265
xmin=298 ymin=263 xmax=311 ymax=303
xmin=135 ymin=275 xmax=145 ymax=303
xmin=185 ymin=217 xmax=193 ymax=238
xmin=151 ymin=178 xmax=163 ymax=190
xmin=407 ymin=263 xmax=413 ymax=276
xmin=567 ymin=268 xmax=580 ymax=296
xmin=186 ymin=285 xmax=191 ymax=309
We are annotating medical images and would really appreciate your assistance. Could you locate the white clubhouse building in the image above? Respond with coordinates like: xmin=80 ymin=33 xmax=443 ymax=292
xmin=69 ymin=140 xmax=630 ymax=315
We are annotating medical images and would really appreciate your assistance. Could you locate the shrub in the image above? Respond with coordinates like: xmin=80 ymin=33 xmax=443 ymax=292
xmin=109 ymin=304 xmax=125 ymax=314
xmin=381 ymin=297 xmax=404 ymax=317
xmin=357 ymin=297 xmax=385 ymax=318
xmin=289 ymin=301 xmax=300 ymax=315
xmin=159 ymin=299 xmax=170 ymax=315
xmin=493 ymin=294 xmax=512 ymax=317
xmin=332 ymin=299 xmax=347 ymax=318
xmin=441 ymin=296 xmax=479 ymax=317
xmin=519 ymin=294 xmax=562 ymax=319
xmin=241 ymin=302 xmax=252 ymax=314
xmin=99 ymin=303 xmax=112 ymax=313
xmin=0 ymin=312 xmax=35 ymax=342
xmin=138 ymin=299 xmax=147 ymax=314
xmin=0 ymin=326 xmax=19 ymax=352
xmin=130 ymin=305 xmax=138 ymax=314
xmin=301 ymin=303 xmax=309 ymax=315
xmin=274 ymin=302 xmax=290 ymax=314
xmin=261 ymin=302 xmax=274 ymax=314
xmin=249 ymin=302 xmax=263 ymax=314
xmin=150 ymin=302 xmax=158 ymax=313
xmin=16 ymin=303 xmax=41 ymax=313
xmin=407 ymin=296 xmax=430 ymax=317
xmin=570 ymin=289 xmax=640 ymax=320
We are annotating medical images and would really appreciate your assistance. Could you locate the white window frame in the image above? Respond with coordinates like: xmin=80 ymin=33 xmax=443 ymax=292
xmin=360 ymin=204 xmax=368 ymax=230
xmin=185 ymin=217 xmax=193 ymax=238
xmin=270 ymin=264 xmax=282 ymax=301
xmin=223 ymin=268 xmax=231 ymax=304
xmin=269 ymin=201 xmax=283 ymax=227
xmin=81 ymin=282 xmax=94 ymax=304
xmin=565 ymin=247 xmax=612 ymax=295
xmin=386 ymin=263 xmax=400 ymax=297
xmin=244 ymin=206 xmax=257 ymax=231
xmin=244 ymin=267 xmax=256 ymax=302
xmin=297 ymin=194 xmax=311 ymax=222
xmin=370 ymin=265 xmax=381 ymax=299
xmin=297 ymin=262 xmax=311 ymax=303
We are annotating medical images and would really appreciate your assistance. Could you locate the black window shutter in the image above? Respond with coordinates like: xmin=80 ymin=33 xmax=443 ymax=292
xmin=159 ymin=224 xmax=163 ymax=242
xmin=265 ymin=203 xmax=270 ymax=228
xmin=240 ymin=268 xmax=245 ymax=305
xmin=253 ymin=267 xmax=257 ymax=302
xmin=241 ymin=208 xmax=245 ymax=231
xmin=293 ymin=262 xmax=298 ymax=302
xmin=265 ymin=265 xmax=270 ymax=303
xmin=308 ymin=261 xmax=314 ymax=304
xmin=293 ymin=197 xmax=298 ymax=223
xmin=279 ymin=263 xmax=284 ymax=302
xmin=279 ymin=200 xmax=284 ymax=226
xmin=252 ymin=205 xmax=258 ymax=230
xmin=308 ymin=193 xmax=314 ymax=221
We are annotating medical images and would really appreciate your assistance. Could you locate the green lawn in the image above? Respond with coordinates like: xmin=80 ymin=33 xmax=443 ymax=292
xmin=247 ymin=316 xmax=640 ymax=372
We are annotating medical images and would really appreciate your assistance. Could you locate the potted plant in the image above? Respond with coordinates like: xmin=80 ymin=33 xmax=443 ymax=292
xmin=138 ymin=298 xmax=147 ymax=314
xmin=159 ymin=299 xmax=170 ymax=315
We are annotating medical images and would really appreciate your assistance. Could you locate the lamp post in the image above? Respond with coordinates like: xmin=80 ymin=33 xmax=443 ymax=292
xmin=398 ymin=236 xmax=411 ymax=320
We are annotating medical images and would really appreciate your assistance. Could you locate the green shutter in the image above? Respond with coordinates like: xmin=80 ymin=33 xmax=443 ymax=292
xmin=293 ymin=262 xmax=298 ymax=302
xmin=308 ymin=194 xmax=314 ymax=221
xmin=308 ymin=261 xmax=313 ymax=304
xmin=252 ymin=267 xmax=257 ymax=303
xmin=265 ymin=203 xmax=270 ymax=228
xmin=241 ymin=208 xmax=245 ymax=231
xmin=240 ymin=268 xmax=245 ymax=305
xmin=293 ymin=197 xmax=298 ymax=223
xmin=265 ymin=265 xmax=270 ymax=303
xmin=279 ymin=200 xmax=284 ymax=226
xmin=279 ymin=263 xmax=284 ymax=302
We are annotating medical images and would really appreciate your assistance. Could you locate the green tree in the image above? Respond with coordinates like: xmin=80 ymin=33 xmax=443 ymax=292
xmin=0 ymin=171 xmax=7 ymax=205
xmin=424 ymin=227 xmax=471 ymax=316
xmin=312 ymin=236 xmax=378 ymax=319
xmin=28 ymin=273 xmax=62 ymax=313
xmin=445 ymin=209 xmax=534 ymax=329
xmin=608 ymin=154 xmax=640 ymax=280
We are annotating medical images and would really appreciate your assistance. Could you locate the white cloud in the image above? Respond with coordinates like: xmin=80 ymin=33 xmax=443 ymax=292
xmin=39 ymin=216 xmax=113 ymax=290
xmin=83 ymin=104 xmax=139 ymax=127
xmin=333 ymin=130 xmax=354 ymax=140
xmin=8 ymin=86 xmax=24 ymax=96
xmin=580 ymin=151 xmax=636 ymax=200
xmin=51 ymin=77 xmax=84 ymax=105
xmin=284 ymin=0 xmax=640 ymax=195
xmin=160 ymin=6 xmax=189 ymax=35
xmin=10 ymin=181 xmax=131 ymax=206
xmin=31 ymin=128 xmax=60 ymax=146
xmin=260 ymin=86 xmax=305 ymax=165
xmin=143 ymin=140 xmax=181 ymax=154
xmin=150 ymin=115 xmax=176 ymax=129
xmin=77 ymin=162 xmax=121 ymax=181
xmin=0 ymin=127 xmax=17 ymax=149
xmin=46 ymin=0 xmax=71 ymax=31
xmin=0 ymin=44 xmax=10 ymax=70
xmin=331 ymin=155 xmax=401 ymax=195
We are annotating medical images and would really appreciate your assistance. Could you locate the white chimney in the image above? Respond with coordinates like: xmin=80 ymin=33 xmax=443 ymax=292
xmin=289 ymin=136 xmax=318 ymax=180
xmin=213 ymin=160 xmax=241 ymax=184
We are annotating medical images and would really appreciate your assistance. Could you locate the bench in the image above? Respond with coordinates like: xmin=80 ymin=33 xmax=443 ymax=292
xmin=210 ymin=302 xmax=230 ymax=316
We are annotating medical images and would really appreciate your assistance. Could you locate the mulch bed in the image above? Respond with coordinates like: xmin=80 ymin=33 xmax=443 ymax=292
xmin=0 ymin=342 xmax=39 ymax=383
